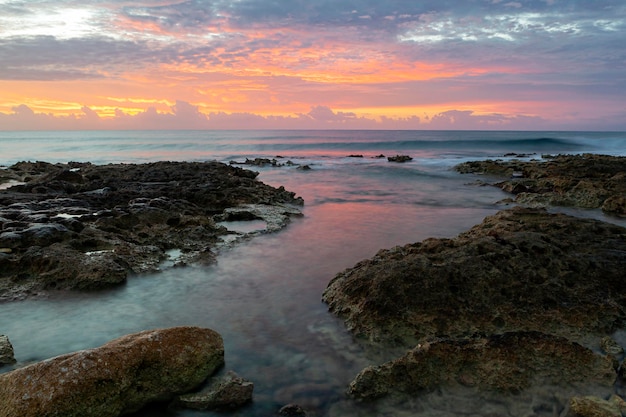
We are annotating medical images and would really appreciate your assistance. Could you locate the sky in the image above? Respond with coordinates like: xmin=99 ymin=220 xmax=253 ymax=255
xmin=0 ymin=0 xmax=624 ymax=130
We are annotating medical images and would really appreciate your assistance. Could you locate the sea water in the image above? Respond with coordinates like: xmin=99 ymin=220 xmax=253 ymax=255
xmin=1 ymin=130 xmax=626 ymax=416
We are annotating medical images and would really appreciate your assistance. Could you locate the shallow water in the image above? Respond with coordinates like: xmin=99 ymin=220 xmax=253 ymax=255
xmin=1 ymin=130 xmax=626 ymax=416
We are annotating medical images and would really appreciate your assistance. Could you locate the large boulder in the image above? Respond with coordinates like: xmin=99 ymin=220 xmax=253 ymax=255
xmin=0 ymin=327 xmax=224 ymax=417
xmin=323 ymin=207 xmax=626 ymax=346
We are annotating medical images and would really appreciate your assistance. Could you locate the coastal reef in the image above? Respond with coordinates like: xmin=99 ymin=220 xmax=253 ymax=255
xmin=455 ymin=153 xmax=626 ymax=215
xmin=323 ymin=154 xmax=626 ymax=413
xmin=0 ymin=161 xmax=303 ymax=301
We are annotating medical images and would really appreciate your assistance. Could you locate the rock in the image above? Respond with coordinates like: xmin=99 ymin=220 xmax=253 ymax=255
xmin=348 ymin=331 xmax=616 ymax=400
xmin=279 ymin=403 xmax=307 ymax=416
xmin=0 ymin=335 xmax=16 ymax=365
xmin=568 ymin=395 xmax=622 ymax=417
xmin=0 ymin=327 xmax=224 ymax=417
xmin=455 ymin=154 xmax=626 ymax=214
xmin=173 ymin=371 xmax=253 ymax=410
xmin=387 ymin=155 xmax=412 ymax=163
xmin=0 ymin=161 xmax=303 ymax=301
xmin=323 ymin=207 xmax=626 ymax=346
xmin=600 ymin=336 xmax=624 ymax=356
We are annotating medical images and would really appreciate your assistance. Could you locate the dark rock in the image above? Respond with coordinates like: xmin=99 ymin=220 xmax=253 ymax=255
xmin=279 ymin=403 xmax=307 ymax=416
xmin=0 ymin=327 xmax=224 ymax=417
xmin=387 ymin=155 xmax=412 ymax=163
xmin=323 ymin=207 xmax=626 ymax=346
xmin=173 ymin=371 xmax=253 ymax=410
xmin=455 ymin=154 xmax=626 ymax=215
xmin=0 ymin=161 xmax=302 ymax=301
xmin=348 ymin=331 xmax=616 ymax=400
xmin=0 ymin=335 xmax=15 ymax=365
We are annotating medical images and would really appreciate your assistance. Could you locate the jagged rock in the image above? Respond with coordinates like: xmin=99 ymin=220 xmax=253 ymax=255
xmin=568 ymin=395 xmax=622 ymax=417
xmin=0 ymin=335 xmax=15 ymax=365
xmin=348 ymin=332 xmax=616 ymax=400
xmin=387 ymin=155 xmax=412 ymax=163
xmin=0 ymin=161 xmax=303 ymax=301
xmin=323 ymin=207 xmax=626 ymax=346
xmin=455 ymin=154 xmax=626 ymax=215
xmin=0 ymin=327 xmax=224 ymax=417
xmin=173 ymin=371 xmax=253 ymax=410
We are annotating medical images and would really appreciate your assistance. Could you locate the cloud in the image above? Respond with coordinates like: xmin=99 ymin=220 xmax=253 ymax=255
xmin=8 ymin=101 xmax=625 ymax=130
xmin=0 ymin=1 xmax=624 ymax=130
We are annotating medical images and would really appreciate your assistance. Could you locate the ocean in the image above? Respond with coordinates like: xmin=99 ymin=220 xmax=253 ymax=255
xmin=1 ymin=130 xmax=626 ymax=416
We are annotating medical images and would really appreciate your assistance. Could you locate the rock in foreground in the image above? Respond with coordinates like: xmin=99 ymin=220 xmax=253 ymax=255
xmin=323 ymin=207 xmax=626 ymax=346
xmin=0 ymin=327 xmax=224 ymax=417
xmin=348 ymin=331 xmax=616 ymax=400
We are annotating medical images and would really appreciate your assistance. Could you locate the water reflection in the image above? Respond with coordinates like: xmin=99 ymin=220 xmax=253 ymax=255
xmin=0 ymin=161 xmax=519 ymax=416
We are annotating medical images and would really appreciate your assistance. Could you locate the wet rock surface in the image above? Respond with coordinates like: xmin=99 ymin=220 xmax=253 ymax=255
xmin=455 ymin=154 xmax=626 ymax=215
xmin=0 ymin=335 xmax=15 ymax=365
xmin=0 ymin=161 xmax=302 ymax=301
xmin=323 ymin=207 xmax=626 ymax=345
xmin=348 ymin=331 xmax=616 ymax=400
xmin=0 ymin=327 xmax=224 ymax=417
xmin=323 ymin=206 xmax=626 ymax=404
xmin=173 ymin=370 xmax=253 ymax=410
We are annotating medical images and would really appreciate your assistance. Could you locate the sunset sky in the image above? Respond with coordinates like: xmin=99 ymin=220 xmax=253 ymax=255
xmin=0 ymin=0 xmax=624 ymax=130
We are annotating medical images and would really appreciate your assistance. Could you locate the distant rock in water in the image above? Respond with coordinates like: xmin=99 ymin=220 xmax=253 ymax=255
xmin=455 ymin=153 xmax=626 ymax=215
xmin=387 ymin=155 xmax=413 ymax=163
xmin=0 ymin=161 xmax=303 ymax=301
xmin=0 ymin=327 xmax=224 ymax=417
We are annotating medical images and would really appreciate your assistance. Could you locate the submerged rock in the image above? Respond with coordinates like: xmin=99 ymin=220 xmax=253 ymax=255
xmin=348 ymin=331 xmax=616 ymax=400
xmin=323 ymin=207 xmax=626 ymax=346
xmin=0 ymin=327 xmax=224 ymax=417
xmin=173 ymin=371 xmax=253 ymax=410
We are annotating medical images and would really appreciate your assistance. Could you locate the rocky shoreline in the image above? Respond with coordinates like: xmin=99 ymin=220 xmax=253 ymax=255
xmin=323 ymin=154 xmax=626 ymax=415
xmin=0 ymin=161 xmax=303 ymax=302
xmin=2 ymin=154 xmax=626 ymax=416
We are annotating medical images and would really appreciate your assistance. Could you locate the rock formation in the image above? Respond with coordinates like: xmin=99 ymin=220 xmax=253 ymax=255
xmin=0 ymin=335 xmax=15 ymax=365
xmin=0 ymin=327 xmax=224 ymax=417
xmin=323 ymin=206 xmax=626 ymax=403
xmin=323 ymin=207 xmax=626 ymax=346
xmin=455 ymin=153 xmax=626 ymax=215
xmin=0 ymin=161 xmax=303 ymax=301
xmin=348 ymin=331 xmax=616 ymax=400
xmin=173 ymin=371 xmax=253 ymax=410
